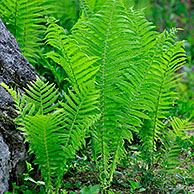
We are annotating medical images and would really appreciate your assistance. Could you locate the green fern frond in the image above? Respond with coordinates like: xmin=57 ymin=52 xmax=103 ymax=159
xmin=0 ymin=82 xmax=35 ymax=133
xmin=1 ymin=76 xmax=100 ymax=192
xmin=158 ymin=117 xmax=194 ymax=172
xmin=60 ymin=85 xmax=100 ymax=157
xmin=0 ymin=83 xmax=17 ymax=101
xmin=168 ymin=117 xmax=194 ymax=139
xmin=1 ymin=0 xmax=188 ymax=192
xmin=137 ymin=29 xmax=186 ymax=155
xmin=71 ymin=1 xmax=187 ymax=188
xmin=0 ymin=76 xmax=59 ymax=134
xmin=23 ymin=113 xmax=66 ymax=192
xmin=0 ymin=0 xmax=53 ymax=64
xmin=24 ymin=76 xmax=59 ymax=114
xmin=45 ymin=18 xmax=100 ymax=87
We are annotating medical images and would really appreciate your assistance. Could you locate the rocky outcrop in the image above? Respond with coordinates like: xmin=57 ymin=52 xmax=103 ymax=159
xmin=0 ymin=17 xmax=38 ymax=193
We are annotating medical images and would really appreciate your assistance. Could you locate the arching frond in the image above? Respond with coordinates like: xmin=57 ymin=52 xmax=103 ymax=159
xmin=60 ymin=85 xmax=100 ymax=160
xmin=0 ymin=76 xmax=59 ymax=132
xmin=137 ymin=29 xmax=186 ymax=158
xmin=45 ymin=18 xmax=100 ymax=88
xmin=1 ymin=0 xmax=187 ymax=192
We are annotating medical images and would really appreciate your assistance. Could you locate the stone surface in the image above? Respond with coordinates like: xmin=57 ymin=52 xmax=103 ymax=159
xmin=0 ymin=17 xmax=38 ymax=193
xmin=0 ymin=136 xmax=10 ymax=193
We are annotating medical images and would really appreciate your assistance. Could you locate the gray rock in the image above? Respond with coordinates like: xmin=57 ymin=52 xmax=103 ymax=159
xmin=0 ymin=17 xmax=38 ymax=193
xmin=0 ymin=136 xmax=10 ymax=193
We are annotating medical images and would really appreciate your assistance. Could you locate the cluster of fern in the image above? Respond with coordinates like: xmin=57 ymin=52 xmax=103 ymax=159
xmin=1 ymin=0 xmax=194 ymax=193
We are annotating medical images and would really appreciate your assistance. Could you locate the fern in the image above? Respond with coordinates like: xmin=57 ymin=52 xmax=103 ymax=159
xmin=24 ymin=113 xmax=66 ymax=192
xmin=1 ymin=76 xmax=99 ymax=192
xmin=0 ymin=0 xmax=53 ymax=64
xmin=158 ymin=117 xmax=194 ymax=172
xmin=1 ymin=0 xmax=188 ymax=192
xmin=45 ymin=17 xmax=100 ymax=88
xmin=138 ymin=29 xmax=186 ymax=157
xmin=24 ymin=77 xmax=59 ymax=115
xmin=79 ymin=0 xmax=93 ymax=18
xmin=70 ymin=0 xmax=187 ymax=189
xmin=59 ymin=85 xmax=100 ymax=161
xmin=72 ymin=0 xmax=157 ymax=187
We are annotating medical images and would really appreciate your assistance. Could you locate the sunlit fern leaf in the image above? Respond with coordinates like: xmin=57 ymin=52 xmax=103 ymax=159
xmin=168 ymin=117 xmax=194 ymax=140
xmin=59 ymin=85 xmax=100 ymax=159
xmin=0 ymin=76 xmax=59 ymax=133
xmin=71 ymin=0 xmax=187 ymax=188
xmin=1 ymin=77 xmax=99 ymax=192
xmin=24 ymin=76 xmax=59 ymax=114
xmin=0 ymin=0 xmax=53 ymax=64
xmin=0 ymin=83 xmax=17 ymax=102
xmin=45 ymin=18 xmax=100 ymax=88
xmin=0 ymin=82 xmax=35 ymax=133
xmin=151 ymin=37 xmax=186 ymax=146
xmin=1 ymin=0 xmax=188 ymax=191
xmin=23 ymin=113 xmax=66 ymax=192
xmin=0 ymin=83 xmax=28 ymax=118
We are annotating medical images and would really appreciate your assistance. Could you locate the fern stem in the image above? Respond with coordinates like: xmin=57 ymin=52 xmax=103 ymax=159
xmin=62 ymin=46 xmax=80 ymax=89
xmin=100 ymin=0 xmax=116 ymax=188
xmin=151 ymin=62 xmax=168 ymax=167
xmin=64 ymin=89 xmax=86 ymax=148
xmin=43 ymin=119 xmax=52 ymax=191
xmin=40 ymin=85 xmax=44 ymax=115
xmin=109 ymin=137 xmax=121 ymax=183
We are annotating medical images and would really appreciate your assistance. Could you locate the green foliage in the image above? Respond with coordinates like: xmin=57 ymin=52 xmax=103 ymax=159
xmin=158 ymin=117 xmax=194 ymax=172
xmin=45 ymin=17 xmax=100 ymax=87
xmin=70 ymin=0 xmax=186 ymax=190
xmin=52 ymin=0 xmax=79 ymax=31
xmin=1 ymin=75 xmax=99 ymax=193
xmin=1 ymin=0 xmax=193 ymax=193
xmin=4 ymin=161 xmax=46 ymax=194
xmin=0 ymin=0 xmax=53 ymax=64
xmin=80 ymin=185 xmax=100 ymax=194
xmin=150 ymin=0 xmax=194 ymax=68
xmin=70 ymin=184 xmax=100 ymax=194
